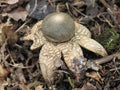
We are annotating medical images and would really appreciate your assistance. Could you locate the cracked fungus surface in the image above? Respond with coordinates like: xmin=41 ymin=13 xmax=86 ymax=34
xmin=22 ymin=20 xmax=107 ymax=83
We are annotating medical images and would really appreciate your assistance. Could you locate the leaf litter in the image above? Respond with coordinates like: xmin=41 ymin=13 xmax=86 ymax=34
xmin=0 ymin=0 xmax=120 ymax=90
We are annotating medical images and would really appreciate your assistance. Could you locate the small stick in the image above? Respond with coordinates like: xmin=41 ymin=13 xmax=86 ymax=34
xmin=94 ymin=52 xmax=120 ymax=65
xmin=99 ymin=0 xmax=120 ymax=28
xmin=99 ymin=0 xmax=112 ymax=11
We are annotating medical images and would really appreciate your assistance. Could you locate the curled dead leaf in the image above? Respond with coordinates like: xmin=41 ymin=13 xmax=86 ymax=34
xmin=8 ymin=11 xmax=28 ymax=21
xmin=0 ymin=0 xmax=19 ymax=4
xmin=8 ymin=7 xmax=28 ymax=21
xmin=35 ymin=85 xmax=44 ymax=90
xmin=2 ymin=25 xmax=18 ymax=45
xmin=82 ymin=82 xmax=97 ymax=90
xmin=86 ymin=71 xmax=103 ymax=82
xmin=27 ymin=0 xmax=55 ymax=19
xmin=0 ymin=63 xmax=8 ymax=78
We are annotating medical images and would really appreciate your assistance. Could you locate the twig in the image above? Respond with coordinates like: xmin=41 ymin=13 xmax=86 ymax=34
xmin=0 ymin=40 xmax=7 ymax=62
xmin=7 ymin=48 xmax=15 ymax=64
xmin=97 ymin=13 xmax=115 ymax=27
xmin=94 ymin=52 xmax=120 ymax=65
xmin=112 ymin=57 xmax=120 ymax=74
xmin=110 ymin=67 xmax=120 ymax=72
xmin=99 ymin=0 xmax=120 ymax=28
xmin=48 ymin=0 xmax=55 ymax=7
xmin=66 ymin=3 xmax=73 ymax=17
xmin=99 ymin=0 xmax=112 ymax=11
xmin=15 ymin=0 xmax=38 ymax=33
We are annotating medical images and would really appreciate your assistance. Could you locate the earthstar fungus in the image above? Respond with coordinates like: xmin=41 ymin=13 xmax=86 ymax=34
xmin=22 ymin=12 xmax=107 ymax=84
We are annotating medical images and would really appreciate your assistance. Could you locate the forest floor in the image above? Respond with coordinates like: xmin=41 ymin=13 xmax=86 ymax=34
xmin=0 ymin=0 xmax=120 ymax=90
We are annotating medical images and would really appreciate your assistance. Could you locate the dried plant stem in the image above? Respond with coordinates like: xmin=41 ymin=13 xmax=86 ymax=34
xmin=94 ymin=52 xmax=120 ymax=65
xmin=15 ymin=0 xmax=38 ymax=33
xmin=99 ymin=0 xmax=112 ymax=10
xmin=99 ymin=0 xmax=120 ymax=28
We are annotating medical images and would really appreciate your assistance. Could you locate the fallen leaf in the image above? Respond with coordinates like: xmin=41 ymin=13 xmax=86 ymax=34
xmin=27 ymin=0 xmax=55 ymax=19
xmin=81 ymin=82 xmax=97 ymax=90
xmin=20 ymin=84 xmax=30 ymax=90
xmin=86 ymin=0 xmax=99 ymax=17
xmin=9 ymin=11 xmax=28 ymax=21
xmin=72 ymin=82 xmax=96 ymax=90
xmin=2 ymin=25 xmax=18 ymax=45
xmin=35 ymin=85 xmax=44 ymax=90
xmin=0 ymin=79 xmax=8 ymax=90
xmin=86 ymin=71 xmax=103 ymax=82
xmin=8 ymin=7 xmax=28 ymax=21
xmin=0 ymin=63 xmax=8 ymax=78
xmin=0 ymin=0 xmax=19 ymax=4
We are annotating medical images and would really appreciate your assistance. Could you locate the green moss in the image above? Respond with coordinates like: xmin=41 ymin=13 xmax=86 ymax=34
xmin=96 ymin=28 xmax=120 ymax=53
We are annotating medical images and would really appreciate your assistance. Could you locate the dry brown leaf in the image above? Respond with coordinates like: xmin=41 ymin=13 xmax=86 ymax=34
xmin=81 ymin=82 xmax=97 ymax=90
xmin=0 ymin=79 xmax=8 ymax=90
xmin=9 ymin=11 xmax=28 ymax=21
xmin=0 ymin=63 xmax=8 ymax=78
xmin=8 ymin=7 xmax=28 ymax=21
xmin=0 ymin=22 xmax=13 ymax=46
xmin=72 ymin=82 xmax=96 ymax=90
xmin=35 ymin=85 xmax=44 ymax=90
xmin=0 ymin=0 xmax=19 ymax=4
xmin=20 ymin=84 xmax=30 ymax=90
xmin=2 ymin=25 xmax=18 ymax=45
xmin=86 ymin=71 xmax=103 ymax=82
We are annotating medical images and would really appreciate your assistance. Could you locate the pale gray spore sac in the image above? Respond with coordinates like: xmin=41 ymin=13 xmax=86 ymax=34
xmin=41 ymin=12 xmax=75 ymax=43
